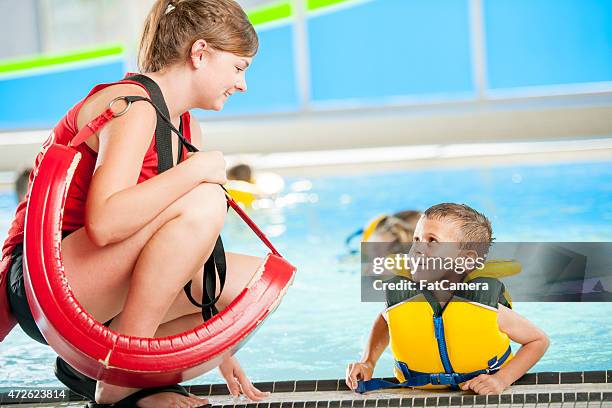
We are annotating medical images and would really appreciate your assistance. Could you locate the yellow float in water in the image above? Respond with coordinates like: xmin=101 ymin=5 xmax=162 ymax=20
xmin=226 ymin=172 xmax=285 ymax=207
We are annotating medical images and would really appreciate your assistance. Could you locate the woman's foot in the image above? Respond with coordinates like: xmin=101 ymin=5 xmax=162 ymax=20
xmin=95 ymin=381 xmax=209 ymax=407
xmin=133 ymin=391 xmax=209 ymax=408
xmin=94 ymin=380 xmax=138 ymax=404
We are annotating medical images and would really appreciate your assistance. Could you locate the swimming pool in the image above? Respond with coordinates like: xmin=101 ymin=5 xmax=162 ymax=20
xmin=1 ymin=158 xmax=611 ymax=390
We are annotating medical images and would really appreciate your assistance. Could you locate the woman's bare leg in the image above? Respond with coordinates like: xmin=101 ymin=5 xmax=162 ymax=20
xmin=61 ymin=182 xmax=264 ymax=405
xmin=156 ymin=252 xmax=264 ymax=327
xmin=61 ymin=183 xmax=226 ymax=406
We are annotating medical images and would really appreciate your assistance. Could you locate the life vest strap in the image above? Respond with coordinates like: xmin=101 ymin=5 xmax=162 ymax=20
xmin=355 ymin=345 xmax=512 ymax=394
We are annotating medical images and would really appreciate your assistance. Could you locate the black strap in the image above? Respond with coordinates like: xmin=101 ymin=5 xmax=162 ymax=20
xmin=122 ymin=75 xmax=226 ymax=322
xmin=125 ymin=74 xmax=174 ymax=174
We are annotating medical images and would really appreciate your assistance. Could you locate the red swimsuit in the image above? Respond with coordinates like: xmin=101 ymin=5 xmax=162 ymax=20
xmin=0 ymin=74 xmax=193 ymax=342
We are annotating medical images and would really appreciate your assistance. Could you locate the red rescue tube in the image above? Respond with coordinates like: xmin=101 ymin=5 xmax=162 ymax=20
xmin=23 ymin=143 xmax=296 ymax=387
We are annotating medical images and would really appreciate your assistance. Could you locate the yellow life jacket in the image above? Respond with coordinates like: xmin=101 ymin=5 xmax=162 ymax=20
xmin=385 ymin=276 xmax=513 ymax=390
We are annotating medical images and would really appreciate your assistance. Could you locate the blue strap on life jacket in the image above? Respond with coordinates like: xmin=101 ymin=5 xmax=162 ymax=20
xmin=355 ymin=345 xmax=512 ymax=394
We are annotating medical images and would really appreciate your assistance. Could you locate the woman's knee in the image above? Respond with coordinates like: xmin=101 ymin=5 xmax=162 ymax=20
xmin=176 ymin=183 xmax=227 ymax=234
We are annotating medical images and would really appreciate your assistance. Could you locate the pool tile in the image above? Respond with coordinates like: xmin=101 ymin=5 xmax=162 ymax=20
xmin=256 ymin=382 xmax=275 ymax=393
xmin=461 ymin=395 xmax=474 ymax=404
xmin=274 ymin=382 xmax=295 ymax=393
xmin=563 ymin=393 xmax=576 ymax=402
xmin=412 ymin=397 xmax=424 ymax=407
xmin=281 ymin=402 xmax=293 ymax=408
xmin=537 ymin=371 xmax=559 ymax=384
xmin=317 ymin=401 xmax=329 ymax=408
xmin=486 ymin=395 xmax=499 ymax=404
xmin=317 ymin=380 xmax=339 ymax=392
xmin=210 ymin=384 xmax=229 ymax=395
xmin=589 ymin=392 xmax=602 ymax=401
xmin=576 ymin=392 xmax=588 ymax=401
xmin=294 ymin=402 xmax=305 ymax=408
xmin=475 ymin=395 xmax=486 ymax=405
xmin=400 ymin=397 xmax=412 ymax=407
xmin=450 ymin=396 xmax=462 ymax=406
xmin=512 ymin=394 xmax=524 ymax=404
xmin=436 ymin=397 xmax=449 ymax=406
xmin=500 ymin=394 xmax=511 ymax=404
xmin=295 ymin=381 xmax=317 ymax=392
xmin=341 ymin=400 xmax=352 ymax=408
xmin=352 ymin=400 xmax=365 ymax=407
xmin=191 ymin=384 xmax=212 ymax=396
xmin=560 ymin=371 xmax=583 ymax=384
xmin=514 ymin=373 xmax=537 ymax=385
xmin=364 ymin=399 xmax=376 ymax=407
xmin=537 ymin=393 xmax=550 ymax=403
xmin=377 ymin=399 xmax=389 ymax=407
xmin=305 ymin=401 xmax=317 ymax=408
xmin=424 ymin=397 xmax=437 ymax=406
xmin=329 ymin=400 xmax=340 ymax=408
xmin=603 ymin=392 xmax=612 ymax=401
xmin=270 ymin=402 xmax=281 ymax=408
xmin=388 ymin=398 xmax=400 ymax=406
xmin=338 ymin=382 xmax=351 ymax=392
xmin=550 ymin=393 xmax=562 ymax=403
xmin=583 ymin=370 xmax=606 ymax=383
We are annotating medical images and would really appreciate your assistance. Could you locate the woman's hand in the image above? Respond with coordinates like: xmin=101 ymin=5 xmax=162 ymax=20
xmin=218 ymin=355 xmax=270 ymax=401
xmin=186 ymin=151 xmax=227 ymax=184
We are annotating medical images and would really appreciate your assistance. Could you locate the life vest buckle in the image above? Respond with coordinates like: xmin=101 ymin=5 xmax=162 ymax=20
xmin=430 ymin=373 xmax=460 ymax=385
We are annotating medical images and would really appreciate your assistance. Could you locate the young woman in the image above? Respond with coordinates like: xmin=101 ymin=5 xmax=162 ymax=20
xmin=2 ymin=1 xmax=270 ymax=406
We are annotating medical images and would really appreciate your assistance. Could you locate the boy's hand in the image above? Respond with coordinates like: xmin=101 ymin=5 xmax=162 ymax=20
xmin=460 ymin=374 xmax=508 ymax=395
xmin=345 ymin=361 xmax=374 ymax=391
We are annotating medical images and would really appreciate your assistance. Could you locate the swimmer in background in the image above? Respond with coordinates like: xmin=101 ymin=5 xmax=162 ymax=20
xmin=344 ymin=210 xmax=422 ymax=256
xmin=226 ymin=163 xmax=284 ymax=207
xmin=15 ymin=169 xmax=32 ymax=202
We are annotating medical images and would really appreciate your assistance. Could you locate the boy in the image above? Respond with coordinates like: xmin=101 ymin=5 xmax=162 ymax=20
xmin=347 ymin=203 xmax=549 ymax=395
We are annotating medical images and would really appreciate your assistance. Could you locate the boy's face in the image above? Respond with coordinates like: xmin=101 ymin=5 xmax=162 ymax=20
xmin=409 ymin=216 xmax=466 ymax=282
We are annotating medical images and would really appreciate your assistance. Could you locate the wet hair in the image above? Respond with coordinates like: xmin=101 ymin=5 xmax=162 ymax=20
xmin=15 ymin=168 xmax=31 ymax=201
xmin=375 ymin=210 xmax=422 ymax=243
xmin=424 ymin=203 xmax=493 ymax=246
xmin=138 ymin=0 xmax=259 ymax=73
xmin=227 ymin=163 xmax=252 ymax=182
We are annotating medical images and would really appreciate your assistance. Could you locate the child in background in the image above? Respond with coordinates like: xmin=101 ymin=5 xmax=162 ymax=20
xmin=15 ymin=169 xmax=31 ymax=202
xmin=226 ymin=163 xmax=285 ymax=207
xmin=345 ymin=210 xmax=422 ymax=256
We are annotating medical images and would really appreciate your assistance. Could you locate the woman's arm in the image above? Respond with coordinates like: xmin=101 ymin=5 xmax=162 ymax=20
xmin=85 ymin=102 xmax=224 ymax=247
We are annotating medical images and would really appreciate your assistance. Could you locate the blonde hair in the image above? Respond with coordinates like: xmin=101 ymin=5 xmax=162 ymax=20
xmin=374 ymin=210 xmax=422 ymax=243
xmin=138 ymin=0 xmax=258 ymax=73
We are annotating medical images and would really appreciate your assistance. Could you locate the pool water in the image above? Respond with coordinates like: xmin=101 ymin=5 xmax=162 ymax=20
xmin=1 ymin=159 xmax=611 ymax=390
